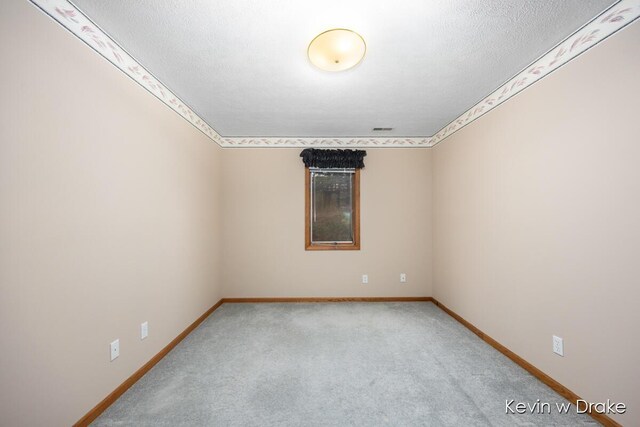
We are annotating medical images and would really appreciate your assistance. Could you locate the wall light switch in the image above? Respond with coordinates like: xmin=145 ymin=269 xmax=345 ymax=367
xmin=362 ymin=274 xmax=368 ymax=284
xmin=553 ymin=335 xmax=564 ymax=356
xmin=400 ymin=273 xmax=407 ymax=283
xmin=141 ymin=321 xmax=148 ymax=340
xmin=110 ymin=339 xmax=120 ymax=361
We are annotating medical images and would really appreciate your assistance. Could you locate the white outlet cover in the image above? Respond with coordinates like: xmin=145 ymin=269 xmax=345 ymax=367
xmin=552 ymin=335 xmax=564 ymax=357
xmin=400 ymin=273 xmax=407 ymax=283
xmin=110 ymin=339 xmax=120 ymax=361
xmin=362 ymin=274 xmax=368 ymax=284
xmin=141 ymin=321 xmax=149 ymax=340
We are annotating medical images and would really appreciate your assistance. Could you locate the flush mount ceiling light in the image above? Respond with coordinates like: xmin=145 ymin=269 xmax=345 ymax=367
xmin=308 ymin=29 xmax=366 ymax=72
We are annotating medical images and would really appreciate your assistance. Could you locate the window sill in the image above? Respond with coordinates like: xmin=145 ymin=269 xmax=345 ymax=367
xmin=305 ymin=243 xmax=360 ymax=251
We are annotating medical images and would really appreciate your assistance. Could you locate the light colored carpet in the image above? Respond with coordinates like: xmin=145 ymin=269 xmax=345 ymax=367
xmin=92 ymin=302 xmax=596 ymax=426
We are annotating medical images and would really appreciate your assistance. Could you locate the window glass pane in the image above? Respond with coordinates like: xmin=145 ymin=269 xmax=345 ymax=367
xmin=311 ymin=171 xmax=354 ymax=243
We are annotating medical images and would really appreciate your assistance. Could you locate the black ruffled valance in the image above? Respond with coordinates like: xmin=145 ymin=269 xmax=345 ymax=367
xmin=300 ymin=148 xmax=367 ymax=169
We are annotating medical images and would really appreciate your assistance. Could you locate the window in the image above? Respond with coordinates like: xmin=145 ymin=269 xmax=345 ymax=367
xmin=305 ymin=167 xmax=360 ymax=250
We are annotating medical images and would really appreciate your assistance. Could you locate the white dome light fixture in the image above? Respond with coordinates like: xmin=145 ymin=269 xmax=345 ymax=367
xmin=308 ymin=29 xmax=366 ymax=72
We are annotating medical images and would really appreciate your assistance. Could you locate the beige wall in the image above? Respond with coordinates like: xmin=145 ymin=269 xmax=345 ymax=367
xmin=432 ymin=23 xmax=640 ymax=425
xmin=221 ymin=148 xmax=432 ymax=298
xmin=3 ymin=0 xmax=639 ymax=425
xmin=0 ymin=1 xmax=223 ymax=426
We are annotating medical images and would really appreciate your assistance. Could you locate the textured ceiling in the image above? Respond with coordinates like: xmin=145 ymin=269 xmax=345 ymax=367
xmin=72 ymin=0 xmax=614 ymax=138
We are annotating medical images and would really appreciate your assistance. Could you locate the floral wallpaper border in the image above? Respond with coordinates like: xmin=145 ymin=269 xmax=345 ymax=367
xmin=29 ymin=0 xmax=639 ymax=148
xmin=218 ymin=137 xmax=432 ymax=148
xmin=29 ymin=0 xmax=224 ymax=143
xmin=429 ymin=0 xmax=640 ymax=147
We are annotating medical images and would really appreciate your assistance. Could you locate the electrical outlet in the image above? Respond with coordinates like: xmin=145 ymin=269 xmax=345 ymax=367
xmin=110 ymin=339 xmax=120 ymax=361
xmin=552 ymin=335 xmax=564 ymax=356
xmin=362 ymin=274 xmax=368 ymax=284
xmin=141 ymin=321 xmax=148 ymax=340
xmin=400 ymin=273 xmax=407 ymax=283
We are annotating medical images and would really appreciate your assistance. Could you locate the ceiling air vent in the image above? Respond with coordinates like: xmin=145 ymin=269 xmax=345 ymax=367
xmin=372 ymin=127 xmax=393 ymax=131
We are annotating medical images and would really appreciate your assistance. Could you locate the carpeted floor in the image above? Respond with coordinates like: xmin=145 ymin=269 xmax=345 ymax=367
xmin=92 ymin=302 xmax=595 ymax=426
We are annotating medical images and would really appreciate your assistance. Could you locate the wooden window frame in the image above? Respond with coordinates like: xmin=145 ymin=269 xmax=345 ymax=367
xmin=305 ymin=167 xmax=360 ymax=251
